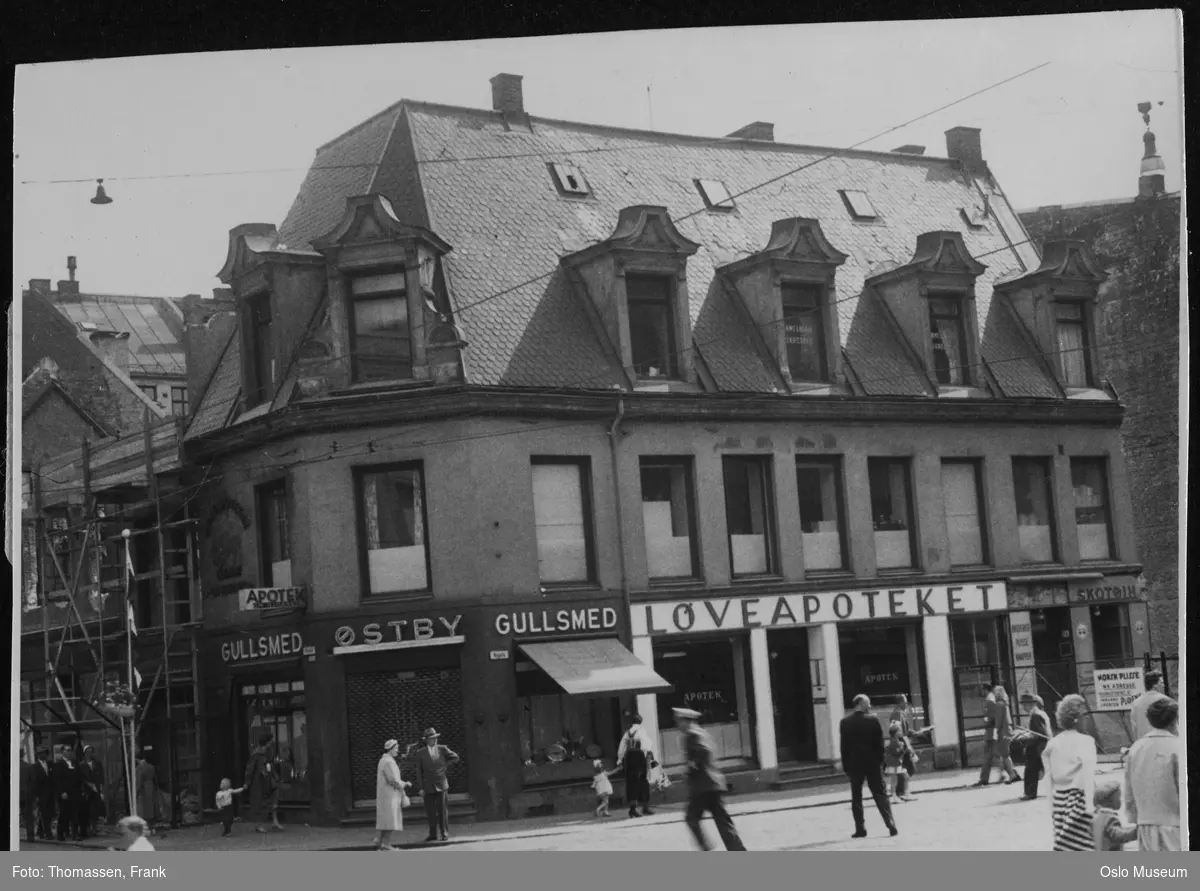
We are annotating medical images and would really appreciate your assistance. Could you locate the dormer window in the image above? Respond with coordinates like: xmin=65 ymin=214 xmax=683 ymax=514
xmin=551 ymin=162 xmax=590 ymax=197
xmin=1054 ymin=301 xmax=1090 ymax=387
xmin=627 ymin=274 xmax=677 ymax=379
xmin=349 ymin=272 xmax=412 ymax=382
xmin=247 ymin=293 xmax=274 ymax=407
xmin=781 ymin=283 xmax=828 ymax=381
xmin=928 ymin=294 xmax=969 ymax=385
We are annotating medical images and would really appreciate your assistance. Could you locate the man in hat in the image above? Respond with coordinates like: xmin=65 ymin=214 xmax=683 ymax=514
xmin=33 ymin=747 xmax=56 ymax=840
xmin=414 ymin=727 xmax=461 ymax=843
xmin=673 ymin=707 xmax=746 ymax=851
xmin=52 ymin=745 xmax=84 ymax=841
xmin=20 ymin=750 xmax=37 ymax=843
xmin=840 ymin=694 xmax=898 ymax=839
xmin=79 ymin=745 xmax=106 ymax=837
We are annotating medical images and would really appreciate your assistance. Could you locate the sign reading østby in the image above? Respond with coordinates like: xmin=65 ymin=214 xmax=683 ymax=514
xmin=631 ymin=582 xmax=1005 ymax=637
xmin=333 ymin=614 xmax=464 ymax=649
xmin=239 ymin=586 xmax=307 ymax=611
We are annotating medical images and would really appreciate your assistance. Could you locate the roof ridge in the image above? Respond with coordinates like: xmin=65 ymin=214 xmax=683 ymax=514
xmin=314 ymin=100 xmax=408 ymax=154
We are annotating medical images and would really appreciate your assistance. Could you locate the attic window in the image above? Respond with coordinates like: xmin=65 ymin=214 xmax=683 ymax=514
xmin=960 ymin=208 xmax=987 ymax=230
xmin=696 ymin=179 xmax=736 ymax=211
xmin=839 ymin=189 xmax=878 ymax=221
xmin=551 ymin=162 xmax=590 ymax=197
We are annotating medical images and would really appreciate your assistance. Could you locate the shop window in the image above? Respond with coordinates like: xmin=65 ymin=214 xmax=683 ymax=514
xmin=781 ymin=283 xmax=828 ymax=382
xmin=795 ymin=457 xmax=847 ymax=571
xmin=626 ymin=275 xmax=678 ymax=380
xmin=239 ymin=680 xmax=308 ymax=803
xmin=654 ymin=638 xmax=754 ymax=766
xmin=722 ymin=456 xmax=777 ymax=577
xmin=949 ymin=615 xmax=1010 ymax=668
xmin=868 ymin=458 xmax=917 ymax=570
xmin=929 ymin=295 xmax=970 ymax=385
xmin=838 ymin=623 xmax=927 ymax=721
xmin=639 ymin=457 xmax=699 ymax=580
xmin=170 ymin=385 xmax=189 ymax=417
xmin=516 ymin=652 xmax=620 ymax=784
xmin=349 ymin=272 xmax=412 ymax=382
xmin=531 ymin=458 xmax=595 ymax=585
xmin=356 ymin=463 xmax=430 ymax=595
xmin=1055 ymin=301 xmax=1091 ymax=387
xmin=1071 ymin=458 xmax=1112 ymax=561
xmin=257 ymin=479 xmax=291 ymax=587
xmin=941 ymin=460 xmax=988 ymax=566
xmin=1090 ymin=603 xmax=1133 ymax=666
xmin=1012 ymin=458 xmax=1057 ymax=563
xmin=246 ymin=293 xmax=274 ymax=407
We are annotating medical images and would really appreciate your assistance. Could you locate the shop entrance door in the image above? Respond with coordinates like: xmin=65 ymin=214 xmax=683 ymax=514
xmin=953 ymin=663 xmax=999 ymax=767
xmin=1030 ymin=607 xmax=1078 ymax=705
xmin=768 ymin=631 xmax=817 ymax=763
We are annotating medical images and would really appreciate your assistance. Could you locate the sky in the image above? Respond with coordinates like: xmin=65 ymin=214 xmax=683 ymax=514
xmin=12 ymin=11 xmax=1185 ymax=299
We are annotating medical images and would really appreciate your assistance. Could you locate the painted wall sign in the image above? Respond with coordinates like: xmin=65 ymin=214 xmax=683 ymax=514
xmin=1006 ymin=584 xmax=1069 ymax=610
xmin=1092 ymin=667 xmax=1144 ymax=711
xmin=631 ymin=582 xmax=1004 ymax=637
xmin=495 ymin=606 xmax=618 ymax=636
xmin=206 ymin=497 xmax=252 ymax=581
xmin=1008 ymin=611 xmax=1039 ymax=708
xmin=1067 ymin=576 xmax=1142 ymax=604
xmin=221 ymin=631 xmax=304 ymax=664
xmin=239 ymin=586 xmax=307 ymax=611
xmin=333 ymin=614 xmax=463 ymax=648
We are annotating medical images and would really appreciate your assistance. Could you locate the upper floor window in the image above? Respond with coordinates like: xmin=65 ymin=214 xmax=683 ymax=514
xmin=247 ymin=293 xmax=274 ymax=407
xmin=795 ymin=457 xmax=847 ymax=571
xmin=356 ymin=463 xmax=429 ymax=596
xmin=170 ymin=385 xmax=189 ymax=417
xmin=1055 ymin=301 xmax=1091 ymax=387
xmin=868 ymin=457 xmax=917 ymax=570
xmin=257 ymin=480 xmax=291 ymax=587
xmin=782 ymin=284 xmax=828 ymax=382
xmin=639 ymin=458 xmax=699 ymax=580
xmin=139 ymin=384 xmax=158 ymax=402
xmin=1012 ymin=458 xmax=1057 ymax=563
xmin=626 ymin=275 xmax=678 ymax=380
xmin=929 ymin=295 xmax=969 ymax=385
xmin=1071 ymin=458 xmax=1112 ymax=561
xmin=531 ymin=458 xmax=595 ymax=585
xmin=722 ymin=455 xmax=777 ymax=577
xmin=941 ymin=460 xmax=988 ymax=566
xmin=350 ymin=273 xmax=411 ymax=383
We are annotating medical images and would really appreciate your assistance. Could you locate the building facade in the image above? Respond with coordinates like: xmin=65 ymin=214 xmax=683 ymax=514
xmin=181 ymin=74 xmax=1144 ymax=822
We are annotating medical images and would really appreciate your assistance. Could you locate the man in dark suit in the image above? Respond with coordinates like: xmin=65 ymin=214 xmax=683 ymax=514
xmin=839 ymin=694 xmax=897 ymax=839
xmin=674 ymin=707 xmax=747 ymax=851
xmin=33 ymin=747 xmax=56 ymax=840
xmin=52 ymin=746 xmax=84 ymax=841
xmin=20 ymin=752 xmax=37 ymax=843
xmin=414 ymin=727 xmax=460 ymax=843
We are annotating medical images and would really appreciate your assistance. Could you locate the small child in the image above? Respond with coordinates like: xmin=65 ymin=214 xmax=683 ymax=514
xmin=118 ymin=816 xmax=155 ymax=851
xmin=883 ymin=722 xmax=914 ymax=802
xmin=592 ymin=760 xmax=614 ymax=818
xmin=1092 ymin=779 xmax=1138 ymax=851
xmin=215 ymin=778 xmax=245 ymax=837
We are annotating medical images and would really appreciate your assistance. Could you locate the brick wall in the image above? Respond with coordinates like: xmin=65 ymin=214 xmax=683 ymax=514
xmin=1020 ymin=196 xmax=1181 ymax=657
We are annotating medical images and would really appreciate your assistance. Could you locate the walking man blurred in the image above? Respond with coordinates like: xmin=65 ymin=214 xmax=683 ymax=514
xmin=673 ymin=707 xmax=746 ymax=851
xmin=840 ymin=694 xmax=898 ymax=839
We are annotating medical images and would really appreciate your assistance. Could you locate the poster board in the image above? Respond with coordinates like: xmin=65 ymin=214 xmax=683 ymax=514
xmin=1091 ymin=667 xmax=1144 ymax=711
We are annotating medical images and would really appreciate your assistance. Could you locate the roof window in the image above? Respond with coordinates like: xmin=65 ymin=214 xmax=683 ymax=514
xmin=839 ymin=189 xmax=878 ymax=221
xmin=960 ymin=208 xmax=987 ymax=230
xmin=696 ymin=179 xmax=736 ymax=211
xmin=550 ymin=162 xmax=590 ymax=197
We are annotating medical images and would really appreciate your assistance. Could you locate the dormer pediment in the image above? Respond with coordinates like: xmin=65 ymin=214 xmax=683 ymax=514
xmin=311 ymin=194 xmax=453 ymax=257
xmin=563 ymin=205 xmax=701 ymax=270
xmin=217 ymin=224 xmax=280 ymax=284
xmin=994 ymin=239 xmax=1107 ymax=295
xmin=720 ymin=218 xmax=848 ymax=279
xmin=868 ymin=231 xmax=987 ymax=287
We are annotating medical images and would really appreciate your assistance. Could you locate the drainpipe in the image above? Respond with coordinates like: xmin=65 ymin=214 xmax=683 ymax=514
xmin=608 ymin=395 xmax=632 ymax=649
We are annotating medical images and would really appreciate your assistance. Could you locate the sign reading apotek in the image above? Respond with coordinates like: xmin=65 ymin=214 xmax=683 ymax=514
xmin=239 ymin=586 xmax=307 ymax=611
xmin=495 ymin=607 xmax=618 ymax=636
xmin=631 ymin=582 xmax=1004 ymax=637
xmin=1068 ymin=576 xmax=1142 ymax=604
xmin=334 ymin=614 xmax=463 ymax=648
xmin=221 ymin=632 xmax=304 ymax=664
xmin=1093 ymin=667 xmax=1144 ymax=711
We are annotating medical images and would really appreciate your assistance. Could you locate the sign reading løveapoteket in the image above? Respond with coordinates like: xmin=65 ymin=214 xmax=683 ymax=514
xmin=631 ymin=582 xmax=1004 ymax=637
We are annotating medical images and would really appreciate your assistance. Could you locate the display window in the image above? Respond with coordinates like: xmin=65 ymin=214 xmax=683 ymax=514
xmin=653 ymin=637 xmax=755 ymax=766
xmin=239 ymin=679 xmax=309 ymax=803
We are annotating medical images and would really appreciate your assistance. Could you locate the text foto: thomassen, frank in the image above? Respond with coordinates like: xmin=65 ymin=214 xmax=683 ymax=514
xmin=1100 ymin=866 xmax=1188 ymax=880
xmin=14 ymin=866 xmax=167 ymax=880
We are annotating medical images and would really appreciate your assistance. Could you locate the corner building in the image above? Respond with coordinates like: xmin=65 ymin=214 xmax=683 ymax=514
xmin=183 ymin=74 xmax=1143 ymax=822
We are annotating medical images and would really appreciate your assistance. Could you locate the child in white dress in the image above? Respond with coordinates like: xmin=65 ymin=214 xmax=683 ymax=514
xmin=592 ymin=760 xmax=614 ymax=818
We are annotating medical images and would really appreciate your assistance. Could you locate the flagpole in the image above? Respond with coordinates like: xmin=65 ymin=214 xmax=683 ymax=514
xmin=123 ymin=528 xmax=138 ymax=818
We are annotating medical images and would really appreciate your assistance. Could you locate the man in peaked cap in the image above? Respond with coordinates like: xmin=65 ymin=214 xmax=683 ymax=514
xmin=673 ymin=707 xmax=747 ymax=851
xmin=414 ymin=727 xmax=461 ymax=843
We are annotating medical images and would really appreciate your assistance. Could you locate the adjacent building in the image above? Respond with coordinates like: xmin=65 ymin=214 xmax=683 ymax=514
xmin=180 ymin=73 xmax=1145 ymax=823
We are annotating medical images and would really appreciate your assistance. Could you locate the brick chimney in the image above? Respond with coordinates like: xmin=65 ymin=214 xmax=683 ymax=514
xmin=181 ymin=289 xmax=239 ymax=413
xmin=727 ymin=122 xmax=775 ymax=142
xmin=490 ymin=73 xmax=525 ymax=115
xmin=58 ymin=255 xmax=80 ymax=295
xmin=945 ymin=127 xmax=985 ymax=174
xmin=1137 ymin=103 xmax=1167 ymax=200
xmin=28 ymin=279 xmax=52 ymax=294
xmin=89 ymin=330 xmax=132 ymax=372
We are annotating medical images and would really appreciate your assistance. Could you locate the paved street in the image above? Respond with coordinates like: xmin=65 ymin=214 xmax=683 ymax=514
xmin=18 ymin=765 xmax=1131 ymax=852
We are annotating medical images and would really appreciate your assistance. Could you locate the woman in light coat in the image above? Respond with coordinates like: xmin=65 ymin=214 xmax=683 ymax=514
xmin=1123 ymin=697 xmax=1181 ymax=851
xmin=991 ymin=687 xmax=1021 ymax=784
xmin=1041 ymin=694 xmax=1097 ymax=851
xmin=374 ymin=739 xmax=412 ymax=851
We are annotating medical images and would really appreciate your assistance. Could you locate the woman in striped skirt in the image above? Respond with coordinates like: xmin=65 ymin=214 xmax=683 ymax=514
xmin=1041 ymin=694 xmax=1097 ymax=851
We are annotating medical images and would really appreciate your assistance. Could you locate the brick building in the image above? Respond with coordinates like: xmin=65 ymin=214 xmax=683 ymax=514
xmin=179 ymin=73 xmax=1147 ymax=824
xmin=1019 ymin=121 xmax=1182 ymax=660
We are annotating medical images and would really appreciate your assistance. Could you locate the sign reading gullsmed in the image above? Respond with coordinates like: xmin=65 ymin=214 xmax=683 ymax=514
xmin=631 ymin=582 xmax=1004 ymax=637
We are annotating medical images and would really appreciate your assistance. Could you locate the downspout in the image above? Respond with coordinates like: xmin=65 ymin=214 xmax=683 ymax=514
xmin=608 ymin=395 xmax=632 ymax=649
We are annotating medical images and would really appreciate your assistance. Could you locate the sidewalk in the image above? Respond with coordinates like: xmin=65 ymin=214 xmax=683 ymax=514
xmin=24 ymin=764 xmax=1125 ymax=852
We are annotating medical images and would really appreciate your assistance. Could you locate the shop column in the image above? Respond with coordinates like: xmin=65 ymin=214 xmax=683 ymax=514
xmin=748 ymin=627 xmax=777 ymax=773
xmin=921 ymin=616 xmax=960 ymax=765
xmin=815 ymin=622 xmax=845 ymax=762
xmin=632 ymin=635 xmax=661 ymax=749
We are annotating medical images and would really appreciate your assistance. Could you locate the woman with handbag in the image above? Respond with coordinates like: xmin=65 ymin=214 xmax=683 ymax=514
xmin=617 ymin=713 xmax=656 ymax=818
xmin=243 ymin=733 xmax=282 ymax=834
xmin=374 ymin=739 xmax=413 ymax=851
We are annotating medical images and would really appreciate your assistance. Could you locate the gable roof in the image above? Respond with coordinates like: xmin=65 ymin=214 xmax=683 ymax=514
xmin=49 ymin=292 xmax=187 ymax=377
xmin=23 ymin=377 xmax=115 ymax=437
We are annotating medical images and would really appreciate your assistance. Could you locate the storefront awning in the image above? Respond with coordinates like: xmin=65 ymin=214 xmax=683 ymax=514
xmin=517 ymin=638 xmax=673 ymax=697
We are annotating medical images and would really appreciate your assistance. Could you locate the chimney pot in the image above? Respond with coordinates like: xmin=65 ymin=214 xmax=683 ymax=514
xmin=944 ymin=126 xmax=985 ymax=173
xmin=727 ymin=122 xmax=775 ymax=142
xmin=490 ymin=73 xmax=524 ymax=115
xmin=67 ymin=256 xmax=77 ymax=281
